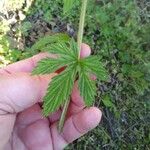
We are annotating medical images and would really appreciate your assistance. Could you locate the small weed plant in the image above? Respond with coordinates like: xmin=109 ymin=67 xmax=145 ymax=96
xmin=32 ymin=0 xmax=108 ymax=132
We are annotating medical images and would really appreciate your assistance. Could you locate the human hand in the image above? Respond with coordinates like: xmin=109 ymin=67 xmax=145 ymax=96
xmin=0 ymin=44 xmax=102 ymax=150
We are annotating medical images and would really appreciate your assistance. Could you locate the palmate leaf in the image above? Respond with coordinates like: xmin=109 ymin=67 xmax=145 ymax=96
xmin=43 ymin=65 xmax=77 ymax=116
xmin=32 ymin=39 xmax=108 ymax=116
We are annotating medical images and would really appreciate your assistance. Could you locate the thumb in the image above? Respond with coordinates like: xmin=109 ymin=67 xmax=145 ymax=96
xmin=0 ymin=72 xmax=56 ymax=114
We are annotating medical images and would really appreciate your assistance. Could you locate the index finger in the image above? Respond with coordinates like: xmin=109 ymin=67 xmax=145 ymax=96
xmin=0 ymin=53 xmax=56 ymax=74
xmin=0 ymin=43 xmax=91 ymax=74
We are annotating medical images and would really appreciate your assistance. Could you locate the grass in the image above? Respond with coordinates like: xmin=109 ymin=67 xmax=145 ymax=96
xmin=0 ymin=0 xmax=150 ymax=149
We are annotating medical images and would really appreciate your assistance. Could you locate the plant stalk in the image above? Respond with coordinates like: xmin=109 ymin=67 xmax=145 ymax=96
xmin=58 ymin=0 xmax=88 ymax=133
xmin=58 ymin=99 xmax=70 ymax=133
xmin=77 ymin=0 xmax=88 ymax=59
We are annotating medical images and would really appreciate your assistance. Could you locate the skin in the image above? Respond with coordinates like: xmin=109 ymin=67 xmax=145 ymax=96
xmin=0 ymin=44 xmax=102 ymax=150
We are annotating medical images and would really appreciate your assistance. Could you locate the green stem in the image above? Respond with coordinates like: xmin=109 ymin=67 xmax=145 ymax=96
xmin=58 ymin=0 xmax=88 ymax=133
xmin=58 ymin=99 xmax=70 ymax=133
xmin=77 ymin=0 xmax=88 ymax=59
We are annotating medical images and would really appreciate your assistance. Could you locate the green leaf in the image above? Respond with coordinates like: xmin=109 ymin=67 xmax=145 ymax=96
xmin=63 ymin=0 xmax=76 ymax=14
xmin=43 ymin=11 xmax=52 ymax=22
xmin=130 ymin=70 xmax=144 ymax=78
xmin=31 ymin=33 xmax=70 ymax=51
xmin=43 ymin=41 xmax=76 ymax=59
xmin=20 ymin=21 xmax=32 ymax=36
xmin=102 ymin=95 xmax=115 ymax=108
xmin=32 ymin=57 xmax=74 ymax=75
xmin=32 ymin=40 xmax=79 ymax=75
xmin=81 ymin=56 xmax=109 ymax=81
xmin=43 ymin=65 xmax=77 ymax=116
xmin=78 ymin=72 xmax=96 ymax=106
xmin=32 ymin=40 xmax=108 ymax=116
xmin=70 ymin=38 xmax=79 ymax=57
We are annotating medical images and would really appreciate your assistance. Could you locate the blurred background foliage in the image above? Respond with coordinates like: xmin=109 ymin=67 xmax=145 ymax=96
xmin=0 ymin=0 xmax=150 ymax=149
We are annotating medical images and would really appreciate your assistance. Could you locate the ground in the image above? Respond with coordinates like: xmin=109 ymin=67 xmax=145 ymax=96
xmin=0 ymin=0 xmax=150 ymax=149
